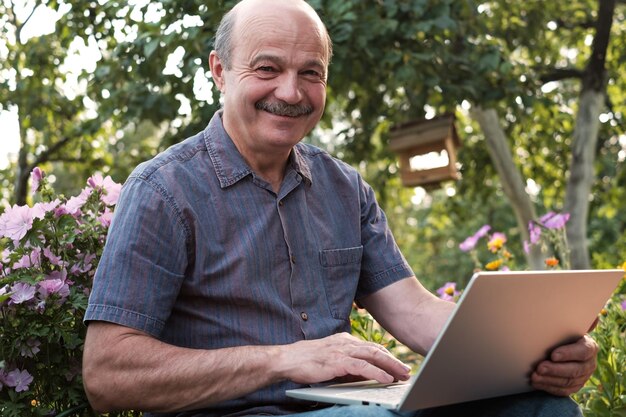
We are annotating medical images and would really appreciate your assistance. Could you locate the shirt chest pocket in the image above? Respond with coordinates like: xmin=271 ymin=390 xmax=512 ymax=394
xmin=319 ymin=246 xmax=363 ymax=320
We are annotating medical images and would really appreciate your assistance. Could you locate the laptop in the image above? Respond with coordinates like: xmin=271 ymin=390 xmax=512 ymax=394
xmin=286 ymin=269 xmax=623 ymax=411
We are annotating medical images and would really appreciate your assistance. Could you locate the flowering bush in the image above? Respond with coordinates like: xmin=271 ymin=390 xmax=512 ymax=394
xmin=0 ymin=168 xmax=120 ymax=416
xmin=457 ymin=211 xmax=571 ymax=272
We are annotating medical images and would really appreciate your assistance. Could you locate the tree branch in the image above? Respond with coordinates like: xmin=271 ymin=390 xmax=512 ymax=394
xmin=31 ymin=136 xmax=76 ymax=168
xmin=552 ymin=18 xmax=595 ymax=30
xmin=539 ymin=68 xmax=585 ymax=84
xmin=584 ymin=0 xmax=616 ymax=91
xmin=15 ymin=0 xmax=43 ymax=44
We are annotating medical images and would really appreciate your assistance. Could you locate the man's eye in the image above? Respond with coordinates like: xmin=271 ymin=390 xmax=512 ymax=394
xmin=258 ymin=66 xmax=275 ymax=72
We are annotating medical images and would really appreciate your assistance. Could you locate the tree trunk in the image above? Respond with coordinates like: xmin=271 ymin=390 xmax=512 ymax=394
xmin=470 ymin=106 xmax=544 ymax=270
xmin=563 ymin=0 xmax=615 ymax=269
xmin=563 ymin=90 xmax=604 ymax=269
xmin=14 ymin=140 xmax=30 ymax=205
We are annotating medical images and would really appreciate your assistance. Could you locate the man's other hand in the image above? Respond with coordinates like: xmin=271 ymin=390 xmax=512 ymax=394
xmin=276 ymin=332 xmax=411 ymax=385
xmin=531 ymin=334 xmax=598 ymax=396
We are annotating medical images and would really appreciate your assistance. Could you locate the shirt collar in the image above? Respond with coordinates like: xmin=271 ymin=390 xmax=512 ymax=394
xmin=204 ymin=110 xmax=313 ymax=189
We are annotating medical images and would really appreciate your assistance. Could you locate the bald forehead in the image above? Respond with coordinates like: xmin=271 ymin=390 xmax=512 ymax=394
xmin=230 ymin=0 xmax=331 ymax=62
xmin=232 ymin=0 xmax=320 ymax=19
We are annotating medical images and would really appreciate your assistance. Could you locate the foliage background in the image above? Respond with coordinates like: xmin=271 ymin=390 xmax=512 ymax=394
xmin=2 ymin=0 xmax=624 ymax=289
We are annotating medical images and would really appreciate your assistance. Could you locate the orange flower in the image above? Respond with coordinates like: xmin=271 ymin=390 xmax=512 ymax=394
xmin=545 ymin=257 xmax=559 ymax=267
xmin=487 ymin=233 xmax=507 ymax=253
xmin=486 ymin=259 xmax=503 ymax=270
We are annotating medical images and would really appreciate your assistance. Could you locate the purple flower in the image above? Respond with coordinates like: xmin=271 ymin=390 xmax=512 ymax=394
xmin=539 ymin=212 xmax=570 ymax=230
xmin=528 ymin=221 xmax=541 ymax=244
xmin=19 ymin=338 xmax=41 ymax=358
xmin=9 ymin=282 xmax=36 ymax=304
xmin=436 ymin=282 xmax=460 ymax=302
xmin=621 ymin=299 xmax=626 ymax=311
xmin=30 ymin=167 xmax=45 ymax=194
xmin=0 ymin=204 xmax=34 ymax=241
xmin=459 ymin=225 xmax=491 ymax=252
xmin=459 ymin=236 xmax=478 ymax=252
xmin=5 ymin=369 xmax=34 ymax=392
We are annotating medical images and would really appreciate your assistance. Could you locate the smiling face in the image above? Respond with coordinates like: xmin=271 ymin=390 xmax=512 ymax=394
xmin=209 ymin=0 xmax=330 ymax=166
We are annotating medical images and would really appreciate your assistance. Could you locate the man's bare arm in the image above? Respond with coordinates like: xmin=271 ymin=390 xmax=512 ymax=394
xmin=359 ymin=277 xmax=455 ymax=356
xmin=83 ymin=321 xmax=411 ymax=413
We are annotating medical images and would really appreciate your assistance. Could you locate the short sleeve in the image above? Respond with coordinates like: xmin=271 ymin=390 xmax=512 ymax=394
xmin=355 ymin=177 xmax=414 ymax=300
xmin=85 ymin=175 xmax=189 ymax=337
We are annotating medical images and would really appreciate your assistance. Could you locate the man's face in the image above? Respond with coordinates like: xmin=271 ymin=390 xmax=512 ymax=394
xmin=211 ymin=4 xmax=329 ymax=157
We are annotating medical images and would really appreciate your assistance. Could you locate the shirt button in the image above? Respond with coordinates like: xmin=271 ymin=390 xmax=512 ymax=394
xmin=279 ymin=200 xmax=284 ymax=206
xmin=290 ymin=255 xmax=296 ymax=264
xmin=300 ymin=312 xmax=308 ymax=321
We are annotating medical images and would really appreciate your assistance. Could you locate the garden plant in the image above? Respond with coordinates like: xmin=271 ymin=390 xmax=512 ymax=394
xmin=0 ymin=168 xmax=122 ymax=416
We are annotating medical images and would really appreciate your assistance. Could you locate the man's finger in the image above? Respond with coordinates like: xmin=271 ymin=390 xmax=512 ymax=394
xmin=535 ymin=359 xmax=596 ymax=379
xmin=550 ymin=335 xmax=598 ymax=362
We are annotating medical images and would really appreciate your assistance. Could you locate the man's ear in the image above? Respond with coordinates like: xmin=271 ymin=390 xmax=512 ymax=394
xmin=209 ymin=51 xmax=226 ymax=93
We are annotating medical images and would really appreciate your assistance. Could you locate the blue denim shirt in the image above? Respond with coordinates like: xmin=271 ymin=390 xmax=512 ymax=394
xmin=85 ymin=111 xmax=413 ymax=416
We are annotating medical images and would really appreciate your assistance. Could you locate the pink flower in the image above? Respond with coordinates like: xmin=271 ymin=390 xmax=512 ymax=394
xmin=43 ymin=246 xmax=64 ymax=266
xmin=30 ymin=167 xmax=45 ymax=194
xmin=97 ymin=207 xmax=114 ymax=227
xmin=70 ymin=252 xmax=96 ymax=274
xmin=12 ymin=248 xmax=42 ymax=270
xmin=0 ymin=204 xmax=34 ymax=241
xmin=539 ymin=212 xmax=570 ymax=229
xmin=88 ymin=173 xmax=122 ymax=206
xmin=31 ymin=200 xmax=60 ymax=220
xmin=9 ymin=282 xmax=36 ymax=304
xmin=5 ymin=368 xmax=34 ymax=392
xmin=63 ymin=188 xmax=92 ymax=215
xmin=38 ymin=278 xmax=70 ymax=300
xmin=459 ymin=225 xmax=491 ymax=252
xmin=436 ymin=282 xmax=460 ymax=302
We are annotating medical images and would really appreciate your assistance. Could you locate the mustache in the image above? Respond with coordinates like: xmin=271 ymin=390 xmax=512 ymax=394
xmin=255 ymin=100 xmax=313 ymax=117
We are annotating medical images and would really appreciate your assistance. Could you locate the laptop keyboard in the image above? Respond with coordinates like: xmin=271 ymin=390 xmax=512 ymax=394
xmin=334 ymin=383 xmax=410 ymax=404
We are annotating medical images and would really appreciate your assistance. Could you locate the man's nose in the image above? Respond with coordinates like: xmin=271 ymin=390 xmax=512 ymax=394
xmin=274 ymin=73 xmax=303 ymax=104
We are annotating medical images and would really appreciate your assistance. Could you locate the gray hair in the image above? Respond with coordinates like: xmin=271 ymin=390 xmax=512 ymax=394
xmin=214 ymin=7 xmax=237 ymax=70
xmin=213 ymin=2 xmax=333 ymax=70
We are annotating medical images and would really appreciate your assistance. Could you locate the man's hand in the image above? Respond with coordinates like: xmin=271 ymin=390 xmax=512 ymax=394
xmin=531 ymin=334 xmax=598 ymax=396
xmin=276 ymin=332 xmax=411 ymax=385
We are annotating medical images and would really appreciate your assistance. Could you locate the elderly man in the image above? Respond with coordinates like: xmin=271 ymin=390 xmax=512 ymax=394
xmin=82 ymin=1 xmax=597 ymax=416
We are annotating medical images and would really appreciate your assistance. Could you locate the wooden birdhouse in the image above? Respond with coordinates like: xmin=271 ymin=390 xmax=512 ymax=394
xmin=388 ymin=114 xmax=461 ymax=188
